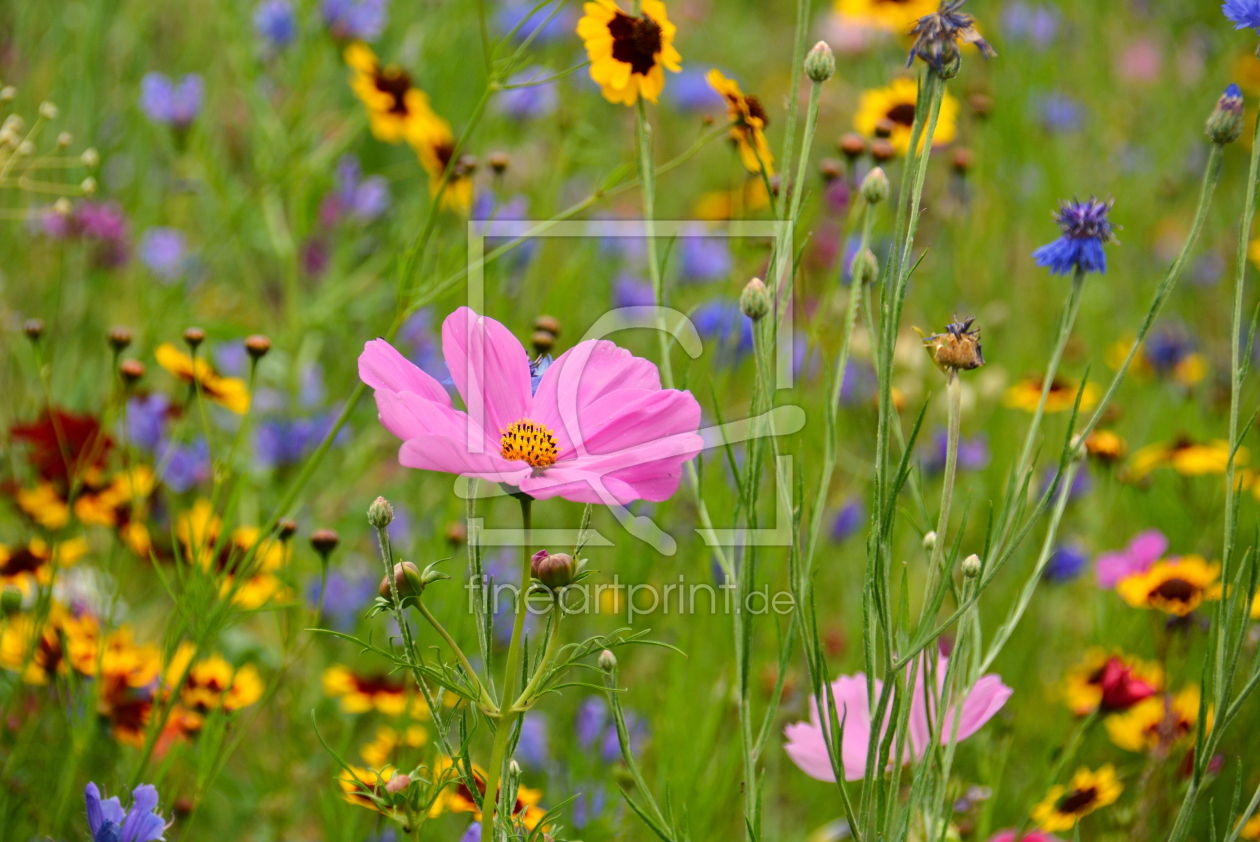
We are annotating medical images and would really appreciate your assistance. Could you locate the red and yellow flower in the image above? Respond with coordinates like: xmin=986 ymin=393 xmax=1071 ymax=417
xmin=322 ymin=664 xmax=408 ymax=715
xmin=1104 ymin=686 xmax=1205 ymax=753
xmin=1062 ymin=649 xmax=1162 ymax=717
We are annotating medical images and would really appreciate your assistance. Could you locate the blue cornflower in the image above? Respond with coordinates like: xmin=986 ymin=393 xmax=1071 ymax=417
xmin=612 ymin=274 xmax=655 ymax=309
xmin=137 ymin=227 xmax=188 ymax=282
xmin=516 ymin=713 xmax=550 ymax=769
xmin=1224 ymin=0 xmax=1260 ymax=32
xmin=1036 ymin=93 xmax=1085 ymax=134
xmin=1031 ymin=197 xmax=1117 ymax=276
xmin=679 ymin=224 xmax=732 ymax=282
xmin=330 ymin=155 xmax=389 ymax=223
xmin=321 ymin=0 xmax=386 ymax=41
xmin=86 ymin=782 xmax=168 ymax=842
xmin=1001 ymin=1 xmax=1060 ymax=49
xmin=255 ymin=413 xmax=346 ymax=469
xmin=829 ymin=499 xmax=865 ymax=543
xmin=308 ymin=567 xmax=376 ymax=630
xmin=496 ymin=0 xmax=574 ymax=43
xmin=126 ymin=393 xmax=172 ymax=452
xmin=254 ymin=0 xmax=298 ymax=48
xmin=1144 ymin=325 xmax=1196 ymax=375
xmin=691 ymin=298 xmax=754 ymax=359
xmin=140 ymin=73 xmax=203 ymax=129
xmin=158 ymin=438 xmax=211 ymax=493
xmin=529 ymin=355 xmax=553 ymax=396
xmin=1043 ymin=543 xmax=1089 ymax=583
xmin=921 ymin=428 xmax=990 ymax=474
xmin=497 ymin=68 xmax=559 ymax=120
xmin=666 ymin=67 xmax=725 ymax=112
xmin=577 ymin=695 xmax=647 ymax=762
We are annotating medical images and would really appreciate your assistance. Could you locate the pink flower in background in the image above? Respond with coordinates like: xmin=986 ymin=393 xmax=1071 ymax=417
xmin=987 ymin=831 xmax=1063 ymax=842
xmin=1117 ymin=37 xmax=1161 ymax=84
xmin=359 ymin=307 xmax=703 ymax=505
xmin=784 ymin=657 xmax=1011 ymax=782
xmin=1095 ymin=529 xmax=1166 ymax=588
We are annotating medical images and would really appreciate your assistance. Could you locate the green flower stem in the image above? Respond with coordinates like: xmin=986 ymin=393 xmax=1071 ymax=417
xmin=1011 ymin=711 xmax=1098 ymax=842
xmin=635 ymin=98 xmax=673 ymax=387
xmin=480 ymin=495 xmax=534 ymax=842
xmin=919 ymin=372 xmax=962 ymax=623
xmin=511 ymin=595 xmax=563 ymax=712
xmin=415 ymin=599 xmax=496 ymax=713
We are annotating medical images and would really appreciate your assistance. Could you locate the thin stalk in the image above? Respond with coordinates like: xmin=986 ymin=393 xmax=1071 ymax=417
xmin=480 ymin=496 xmax=534 ymax=841
xmin=415 ymin=600 xmax=495 ymax=712
xmin=919 ymin=372 xmax=962 ymax=623
xmin=634 ymin=98 xmax=673 ymax=386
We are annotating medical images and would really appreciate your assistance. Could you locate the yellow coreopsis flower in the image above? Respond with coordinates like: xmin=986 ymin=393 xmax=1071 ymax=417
xmin=322 ymin=664 xmax=408 ymax=714
xmin=1002 ymin=375 xmax=1099 ymax=414
xmin=1116 ymin=556 xmax=1222 ymax=616
xmin=1105 ymin=686 xmax=1204 ymax=753
xmin=577 ymin=0 xmax=681 ymax=106
xmin=345 ymin=42 xmax=437 ymax=145
xmin=156 ymin=343 xmax=250 ymax=414
xmin=706 ymin=69 xmax=774 ymax=175
xmin=166 ymin=643 xmax=264 ymax=714
xmin=1128 ymin=437 xmax=1241 ymax=479
xmin=1031 ymin=765 xmax=1123 ymax=832
xmin=833 ymin=0 xmax=938 ymax=32
xmin=854 ymin=77 xmax=958 ymax=156
xmin=412 ymin=113 xmax=475 ymax=213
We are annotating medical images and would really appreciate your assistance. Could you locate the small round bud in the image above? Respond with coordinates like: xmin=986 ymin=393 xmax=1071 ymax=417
xmin=182 ymin=327 xmax=205 ymax=348
xmin=488 ymin=152 xmax=509 ymax=174
xmin=873 ymin=119 xmax=896 ymax=139
xmin=244 ymin=334 xmax=271 ymax=359
xmin=531 ymin=549 xmax=576 ymax=590
xmin=56 ymin=131 xmax=73 ymax=148
xmin=922 ymin=531 xmax=937 ymax=551
xmin=1 ymin=584 xmax=22 ymax=616
xmin=23 ymin=318 xmax=44 ymax=341
xmin=385 ymin=774 xmax=411 ymax=795
xmin=80 ymin=177 xmax=97 ymax=196
xmin=968 ymin=93 xmax=993 ymax=118
xmin=310 ymin=528 xmax=340 ymax=557
xmin=379 ymin=561 xmax=425 ymax=600
xmin=870 ymin=138 xmax=896 ymax=163
xmin=598 ymin=649 xmax=617 ymax=673
xmin=81 ymin=147 xmax=99 ymax=167
xmin=961 ymin=554 xmax=982 ymax=578
xmin=951 ymin=147 xmax=973 ymax=175
xmin=454 ymin=154 xmax=478 ymax=177
xmin=278 ymin=519 xmax=298 ymax=541
xmin=107 ymin=326 xmax=133 ymax=351
xmin=367 ymin=496 xmax=395 ymax=529
xmin=445 ymin=521 xmax=467 ymax=545
xmin=839 ymin=133 xmax=867 ymax=160
xmin=53 ymin=197 xmax=73 ymax=216
xmin=39 ymin=101 xmax=59 ymax=120
xmin=804 ymin=41 xmax=836 ymax=83
xmin=534 ymin=315 xmax=561 ymax=336
xmin=0 ymin=86 xmax=15 ymax=103
xmin=849 ymin=248 xmax=879 ymax=286
xmin=1207 ymin=84 xmax=1245 ymax=145
xmin=119 ymin=359 xmax=145 ymax=384
xmin=739 ymin=277 xmax=771 ymax=321
xmin=530 ymin=330 xmax=555 ymax=354
xmin=17 ymin=140 xmax=34 ymax=157
xmin=819 ymin=157 xmax=843 ymax=182
xmin=860 ymin=167 xmax=889 ymax=204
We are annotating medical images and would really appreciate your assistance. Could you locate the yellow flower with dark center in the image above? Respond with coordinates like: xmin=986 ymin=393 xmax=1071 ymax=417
xmin=1084 ymin=430 xmax=1127 ymax=464
xmin=1116 ymin=556 xmax=1222 ymax=616
xmin=412 ymin=113 xmax=475 ymax=214
xmin=833 ymin=0 xmax=939 ymax=32
xmin=345 ymin=42 xmax=437 ymax=145
xmin=1106 ymin=333 xmax=1206 ymax=387
xmin=166 ymin=643 xmax=264 ymax=716
xmin=1062 ymin=648 xmax=1163 ymax=717
xmin=0 ymin=537 xmax=88 ymax=589
xmin=339 ymin=765 xmax=397 ymax=813
xmin=322 ymin=664 xmax=408 ymax=715
xmin=15 ymin=483 xmax=71 ymax=530
xmin=74 ymin=467 xmax=155 ymax=527
xmin=854 ymin=77 xmax=958 ymax=156
xmin=1104 ymin=686 xmax=1204 ymax=753
xmin=0 ymin=603 xmax=100 ymax=685
xmin=577 ymin=0 xmax=682 ymax=106
xmin=692 ymin=179 xmax=771 ymax=221
xmin=1002 ymin=375 xmax=1099 ymax=414
xmin=1128 ymin=437 xmax=1241 ymax=479
xmin=360 ymin=723 xmax=429 ymax=768
xmin=706 ymin=70 xmax=774 ymax=175
xmin=428 ymin=756 xmax=547 ymax=830
xmin=1031 ymin=765 xmax=1123 ymax=832
xmin=156 ymin=343 xmax=250 ymax=414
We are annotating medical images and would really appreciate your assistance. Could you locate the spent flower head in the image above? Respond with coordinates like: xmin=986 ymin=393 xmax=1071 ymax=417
xmin=907 ymin=0 xmax=996 ymax=72
xmin=919 ymin=315 xmax=985 ymax=374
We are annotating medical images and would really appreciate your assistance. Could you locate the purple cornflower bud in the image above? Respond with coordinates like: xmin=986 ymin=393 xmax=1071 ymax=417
xmin=140 ymin=73 xmax=203 ymax=129
xmin=1031 ymin=197 xmax=1117 ymax=276
xmin=254 ymin=0 xmax=298 ymax=48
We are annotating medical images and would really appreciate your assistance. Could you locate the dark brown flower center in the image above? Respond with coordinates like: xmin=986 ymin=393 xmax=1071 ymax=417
xmin=1056 ymin=786 xmax=1098 ymax=815
xmin=0 ymin=546 xmax=45 ymax=576
xmin=609 ymin=12 xmax=663 ymax=76
xmin=746 ymin=95 xmax=769 ymax=127
xmin=1150 ymin=577 xmax=1196 ymax=604
xmin=373 ymin=66 xmax=414 ymax=116
xmin=886 ymin=103 xmax=917 ymax=126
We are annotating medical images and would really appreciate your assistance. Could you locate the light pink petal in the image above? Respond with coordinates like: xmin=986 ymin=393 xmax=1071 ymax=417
xmin=784 ymin=674 xmax=875 ymax=783
xmin=373 ymin=390 xmax=482 ymax=445
xmin=557 ymin=389 xmax=702 ymax=459
xmin=442 ymin=307 xmax=532 ymax=440
xmin=517 ymin=468 xmax=642 ymax=505
xmin=907 ymin=659 xmax=934 ymax=758
xmin=358 ymin=338 xmax=451 ymax=407
xmin=1095 ymin=551 xmax=1141 ymax=588
xmin=398 ymin=437 xmax=525 ymax=481
xmin=1130 ymin=529 xmax=1168 ymax=562
xmin=944 ymin=674 xmax=1012 ymax=743
xmin=560 ymin=432 xmax=704 ymax=477
xmin=531 ymin=340 xmax=662 ymax=438
xmin=602 ymin=456 xmax=689 ymax=502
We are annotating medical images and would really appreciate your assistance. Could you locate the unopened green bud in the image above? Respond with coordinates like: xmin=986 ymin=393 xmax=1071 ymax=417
xmin=740 ymin=277 xmax=771 ymax=321
xmin=1 ymin=585 xmax=22 ymax=616
xmin=598 ymin=649 xmax=617 ymax=673
xmin=531 ymin=549 xmax=576 ymax=590
xmin=860 ymin=166 xmax=889 ymax=204
xmin=367 ymin=496 xmax=395 ymax=529
xmin=961 ymin=554 xmax=982 ymax=578
xmin=1207 ymin=84 xmax=1244 ymax=145
xmin=850 ymin=248 xmax=879 ymax=286
xmin=804 ymin=41 xmax=836 ymax=83
xmin=380 ymin=561 xmax=425 ymax=600
xmin=922 ymin=531 xmax=937 ymax=551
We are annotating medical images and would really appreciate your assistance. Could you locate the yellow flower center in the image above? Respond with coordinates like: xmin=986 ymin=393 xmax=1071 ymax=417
xmin=500 ymin=419 xmax=558 ymax=469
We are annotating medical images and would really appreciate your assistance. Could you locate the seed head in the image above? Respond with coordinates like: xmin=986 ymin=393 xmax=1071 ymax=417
xmin=182 ymin=327 xmax=206 ymax=349
xmin=838 ymin=133 xmax=867 ymax=160
xmin=108 ymin=326 xmax=133 ymax=351
xmin=23 ymin=318 xmax=44 ymax=342
xmin=310 ymin=528 xmax=340 ymax=558
xmin=245 ymin=334 xmax=271 ymax=359
xmin=919 ymin=315 xmax=985 ymax=373
xmin=120 ymin=359 xmax=145 ymax=384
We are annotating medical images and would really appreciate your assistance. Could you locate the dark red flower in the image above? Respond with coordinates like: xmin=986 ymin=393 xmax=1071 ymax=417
xmin=10 ymin=409 xmax=112 ymax=489
xmin=1097 ymin=657 xmax=1157 ymax=712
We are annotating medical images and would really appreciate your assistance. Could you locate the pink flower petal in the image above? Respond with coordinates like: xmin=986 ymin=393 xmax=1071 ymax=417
xmin=373 ymin=390 xmax=485 ymax=446
xmin=442 ymin=307 xmax=532 ymax=442
xmin=557 ymin=389 xmax=702 ymax=458
xmin=399 ymin=437 xmax=526 ymax=481
xmin=1129 ymin=529 xmax=1168 ymax=562
xmin=532 ymin=340 xmax=662 ymax=425
xmin=784 ymin=674 xmax=878 ymax=783
xmin=358 ymin=338 xmax=451 ymax=407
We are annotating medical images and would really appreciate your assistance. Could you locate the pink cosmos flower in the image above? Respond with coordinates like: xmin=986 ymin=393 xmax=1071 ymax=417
xmin=783 ymin=657 xmax=1012 ymax=782
xmin=1094 ymin=529 xmax=1166 ymax=589
xmin=987 ymin=831 xmax=1063 ymax=842
xmin=359 ymin=307 xmax=703 ymax=504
